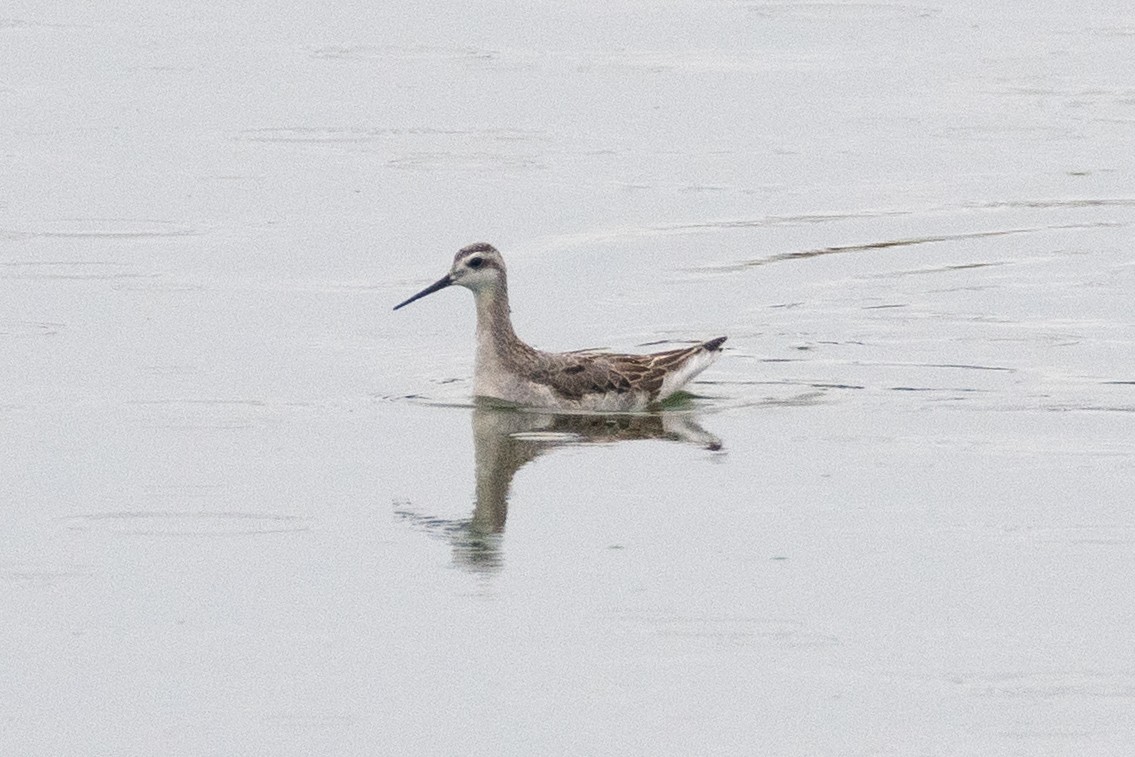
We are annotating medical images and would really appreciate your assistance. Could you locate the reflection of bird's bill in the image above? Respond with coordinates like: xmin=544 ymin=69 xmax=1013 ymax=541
xmin=393 ymin=274 xmax=453 ymax=310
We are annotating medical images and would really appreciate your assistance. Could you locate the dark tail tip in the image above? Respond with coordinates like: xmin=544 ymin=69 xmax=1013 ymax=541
xmin=703 ymin=336 xmax=727 ymax=351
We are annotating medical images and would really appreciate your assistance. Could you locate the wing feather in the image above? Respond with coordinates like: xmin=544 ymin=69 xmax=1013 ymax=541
xmin=523 ymin=339 xmax=724 ymax=404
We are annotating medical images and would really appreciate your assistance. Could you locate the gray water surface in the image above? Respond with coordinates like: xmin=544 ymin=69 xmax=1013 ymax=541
xmin=3 ymin=2 xmax=1134 ymax=755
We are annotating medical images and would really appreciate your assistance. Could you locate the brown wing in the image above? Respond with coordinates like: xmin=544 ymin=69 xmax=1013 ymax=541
xmin=526 ymin=352 xmax=636 ymax=401
xmin=528 ymin=339 xmax=724 ymax=402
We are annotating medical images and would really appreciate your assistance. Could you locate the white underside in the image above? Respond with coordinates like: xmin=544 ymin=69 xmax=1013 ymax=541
xmin=475 ymin=366 xmax=649 ymax=411
xmin=657 ymin=348 xmax=720 ymax=401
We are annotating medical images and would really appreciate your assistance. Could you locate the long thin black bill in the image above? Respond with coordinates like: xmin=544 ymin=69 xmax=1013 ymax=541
xmin=393 ymin=274 xmax=453 ymax=311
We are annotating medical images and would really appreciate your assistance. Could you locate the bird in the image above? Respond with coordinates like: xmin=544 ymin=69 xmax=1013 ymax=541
xmin=393 ymin=243 xmax=726 ymax=412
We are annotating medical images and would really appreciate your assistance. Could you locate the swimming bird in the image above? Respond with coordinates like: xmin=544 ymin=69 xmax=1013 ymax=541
xmin=393 ymin=243 xmax=726 ymax=412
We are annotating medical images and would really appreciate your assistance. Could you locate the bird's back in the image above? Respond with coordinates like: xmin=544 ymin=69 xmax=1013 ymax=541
xmin=516 ymin=337 xmax=727 ymax=411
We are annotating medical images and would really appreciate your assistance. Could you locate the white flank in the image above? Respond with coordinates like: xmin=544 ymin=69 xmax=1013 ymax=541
xmin=657 ymin=348 xmax=720 ymax=401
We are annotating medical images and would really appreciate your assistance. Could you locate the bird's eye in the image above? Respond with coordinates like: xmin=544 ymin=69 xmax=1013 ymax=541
xmin=467 ymin=257 xmax=484 ymax=269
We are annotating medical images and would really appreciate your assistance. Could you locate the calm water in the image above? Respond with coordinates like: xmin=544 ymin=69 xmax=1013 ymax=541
xmin=3 ymin=2 xmax=1134 ymax=754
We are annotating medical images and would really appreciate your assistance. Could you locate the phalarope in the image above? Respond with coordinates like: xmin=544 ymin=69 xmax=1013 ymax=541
xmin=394 ymin=243 xmax=726 ymax=412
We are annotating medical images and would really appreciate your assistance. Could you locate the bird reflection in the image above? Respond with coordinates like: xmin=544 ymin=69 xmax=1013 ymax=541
xmin=395 ymin=400 xmax=723 ymax=574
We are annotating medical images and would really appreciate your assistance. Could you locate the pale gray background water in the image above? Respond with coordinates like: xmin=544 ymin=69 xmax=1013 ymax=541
xmin=3 ymin=2 xmax=1134 ymax=755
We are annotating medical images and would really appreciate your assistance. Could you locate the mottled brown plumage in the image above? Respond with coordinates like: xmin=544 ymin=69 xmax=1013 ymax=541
xmin=394 ymin=243 xmax=726 ymax=411
xmin=522 ymin=341 xmax=725 ymax=403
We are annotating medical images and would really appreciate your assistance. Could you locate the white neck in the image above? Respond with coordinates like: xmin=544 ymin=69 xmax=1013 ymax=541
xmin=473 ymin=286 xmax=521 ymax=395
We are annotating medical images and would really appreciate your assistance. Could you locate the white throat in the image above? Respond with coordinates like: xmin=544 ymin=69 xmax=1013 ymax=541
xmin=472 ymin=288 xmax=510 ymax=395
